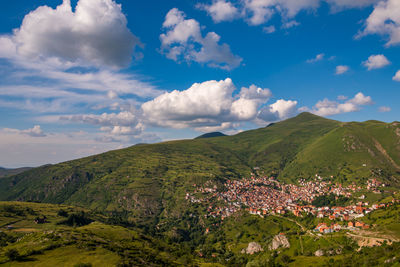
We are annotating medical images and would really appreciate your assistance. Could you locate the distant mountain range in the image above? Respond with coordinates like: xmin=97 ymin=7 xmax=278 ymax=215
xmin=0 ymin=167 xmax=32 ymax=178
xmin=0 ymin=112 xmax=399 ymax=225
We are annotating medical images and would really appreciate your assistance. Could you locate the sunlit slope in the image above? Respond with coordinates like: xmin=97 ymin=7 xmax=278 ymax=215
xmin=209 ymin=112 xmax=340 ymax=175
xmin=0 ymin=140 xmax=250 ymax=224
xmin=281 ymin=120 xmax=400 ymax=184
xmin=0 ymin=112 xmax=399 ymax=224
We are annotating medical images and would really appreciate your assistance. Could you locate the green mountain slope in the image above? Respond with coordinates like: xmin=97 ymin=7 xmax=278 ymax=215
xmin=0 ymin=112 xmax=399 ymax=226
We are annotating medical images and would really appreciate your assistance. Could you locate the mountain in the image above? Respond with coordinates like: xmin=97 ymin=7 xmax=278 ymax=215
xmin=0 ymin=167 xmax=32 ymax=178
xmin=1 ymin=112 xmax=400 ymax=266
xmin=195 ymin=131 xmax=227 ymax=139
xmin=0 ymin=112 xmax=399 ymax=226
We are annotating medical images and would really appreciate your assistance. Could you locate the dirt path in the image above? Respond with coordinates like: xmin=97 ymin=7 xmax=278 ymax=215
xmin=346 ymin=231 xmax=398 ymax=249
xmin=271 ymin=214 xmax=310 ymax=233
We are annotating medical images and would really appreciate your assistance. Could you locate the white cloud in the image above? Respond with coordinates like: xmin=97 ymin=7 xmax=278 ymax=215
xmin=142 ymin=78 xmax=279 ymax=130
xmin=393 ymin=70 xmax=400 ymax=81
xmin=0 ymin=36 xmax=16 ymax=58
xmin=270 ymin=99 xmax=298 ymax=118
xmin=0 ymin=128 xmax=127 ymax=167
xmin=362 ymin=54 xmax=390 ymax=70
xmin=349 ymin=92 xmax=373 ymax=106
xmin=263 ymin=25 xmax=276 ymax=34
xmin=337 ymin=95 xmax=348 ymax=100
xmin=238 ymin=84 xmax=272 ymax=101
xmin=257 ymin=99 xmax=298 ymax=122
xmin=357 ymin=0 xmax=400 ymax=46
xmin=142 ymin=78 xmax=235 ymax=128
xmin=101 ymin=124 xmax=144 ymax=136
xmin=198 ymin=0 xmax=377 ymax=31
xmin=243 ymin=0 xmax=320 ymax=26
xmin=0 ymin=0 xmax=162 ymax=117
xmin=107 ymin=90 xmax=118 ymax=99
xmin=312 ymin=92 xmax=373 ymax=116
xmin=378 ymin=106 xmax=391 ymax=112
xmin=4 ymin=125 xmax=46 ymax=137
xmin=326 ymin=0 xmax=380 ymax=11
xmin=307 ymin=53 xmax=325 ymax=63
xmin=160 ymin=8 xmax=242 ymax=70
xmin=282 ymin=20 xmax=300 ymax=29
xmin=60 ymin=111 xmax=140 ymax=127
xmin=197 ymin=0 xmax=239 ymax=23
xmin=335 ymin=65 xmax=349 ymax=75
xmin=9 ymin=0 xmax=140 ymax=69
xmin=194 ymin=122 xmax=236 ymax=132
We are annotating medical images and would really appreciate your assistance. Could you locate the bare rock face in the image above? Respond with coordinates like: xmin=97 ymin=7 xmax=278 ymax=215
xmin=269 ymin=234 xmax=290 ymax=250
xmin=315 ymin=250 xmax=324 ymax=257
xmin=241 ymin=242 xmax=264 ymax=255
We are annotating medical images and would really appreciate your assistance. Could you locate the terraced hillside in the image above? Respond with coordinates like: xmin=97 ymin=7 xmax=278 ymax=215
xmin=0 ymin=112 xmax=399 ymax=227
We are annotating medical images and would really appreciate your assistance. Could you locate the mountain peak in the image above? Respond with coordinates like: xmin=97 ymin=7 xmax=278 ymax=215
xmin=195 ymin=132 xmax=227 ymax=139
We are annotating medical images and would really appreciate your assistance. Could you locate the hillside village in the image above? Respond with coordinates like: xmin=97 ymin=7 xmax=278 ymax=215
xmin=186 ymin=175 xmax=398 ymax=233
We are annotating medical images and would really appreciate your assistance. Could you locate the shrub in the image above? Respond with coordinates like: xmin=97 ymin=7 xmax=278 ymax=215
xmin=5 ymin=248 xmax=20 ymax=261
xmin=57 ymin=209 xmax=69 ymax=217
xmin=59 ymin=211 xmax=93 ymax=227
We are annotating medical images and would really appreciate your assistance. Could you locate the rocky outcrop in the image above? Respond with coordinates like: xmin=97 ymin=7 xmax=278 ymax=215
xmin=269 ymin=234 xmax=290 ymax=250
xmin=315 ymin=250 xmax=324 ymax=257
xmin=241 ymin=242 xmax=263 ymax=255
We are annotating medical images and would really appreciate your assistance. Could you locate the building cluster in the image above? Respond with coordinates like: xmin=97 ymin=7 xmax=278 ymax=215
xmin=367 ymin=178 xmax=386 ymax=193
xmin=314 ymin=220 xmax=372 ymax=234
xmin=186 ymin=175 xmax=397 ymax=225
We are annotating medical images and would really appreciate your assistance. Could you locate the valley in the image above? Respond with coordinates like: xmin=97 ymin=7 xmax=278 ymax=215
xmin=0 ymin=113 xmax=400 ymax=266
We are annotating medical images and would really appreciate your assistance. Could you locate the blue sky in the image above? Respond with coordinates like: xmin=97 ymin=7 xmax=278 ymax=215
xmin=0 ymin=0 xmax=399 ymax=167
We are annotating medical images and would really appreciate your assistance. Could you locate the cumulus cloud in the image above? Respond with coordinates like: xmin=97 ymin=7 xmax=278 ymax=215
xmin=197 ymin=0 xmax=239 ymax=23
xmin=349 ymin=92 xmax=373 ymax=105
xmin=194 ymin=122 xmax=237 ymax=133
xmin=160 ymin=8 xmax=242 ymax=70
xmin=198 ymin=0 xmax=377 ymax=31
xmin=306 ymin=53 xmax=325 ymax=63
xmin=393 ymin=70 xmax=400 ymax=81
xmin=4 ymin=125 xmax=46 ymax=137
xmin=100 ymin=124 xmax=144 ymax=136
xmin=142 ymin=78 xmax=235 ymax=128
xmin=60 ymin=111 xmax=140 ymax=127
xmin=311 ymin=92 xmax=373 ymax=116
xmin=257 ymin=99 xmax=298 ymax=122
xmin=142 ymin=78 xmax=280 ymax=131
xmin=357 ymin=0 xmax=400 ymax=46
xmin=238 ymin=84 xmax=272 ymax=101
xmin=362 ymin=54 xmax=390 ymax=70
xmin=58 ymin=110 xmax=157 ymax=144
xmin=335 ymin=65 xmax=349 ymax=75
xmin=243 ymin=0 xmax=320 ymax=26
xmin=0 ymin=36 xmax=16 ymax=58
xmin=7 ymin=0 xmax=140 ymax=68
xmin=0 ymin=0 xmax=161 ymax=117
xmin=378 ymin=106 xmax=391 ymax=112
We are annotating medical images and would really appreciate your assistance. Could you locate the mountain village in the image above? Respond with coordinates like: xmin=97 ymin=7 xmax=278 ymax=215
xmin=186 ymin=175 xmax=399 ymax=234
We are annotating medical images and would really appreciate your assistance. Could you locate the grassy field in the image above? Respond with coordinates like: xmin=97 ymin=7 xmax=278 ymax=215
xmin=0 ymin=201 xmax=399 ymax=266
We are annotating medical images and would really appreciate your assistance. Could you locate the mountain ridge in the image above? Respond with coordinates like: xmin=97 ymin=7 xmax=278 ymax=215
xmin=0 ymin=112 xmax=399 ymax=225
